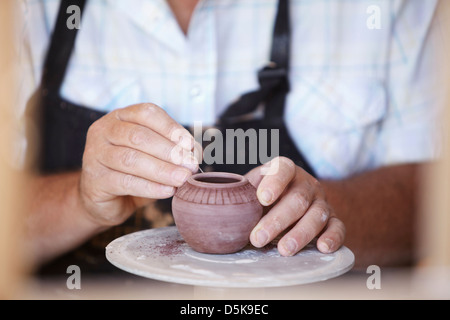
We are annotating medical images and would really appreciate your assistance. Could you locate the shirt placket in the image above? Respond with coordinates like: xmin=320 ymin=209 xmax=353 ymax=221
xmin=185 ymin=1 xmax=217 ymax=126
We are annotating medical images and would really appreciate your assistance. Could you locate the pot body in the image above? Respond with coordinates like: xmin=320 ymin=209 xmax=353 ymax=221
xmin=172 ymin=172 xmax=263 ymax=254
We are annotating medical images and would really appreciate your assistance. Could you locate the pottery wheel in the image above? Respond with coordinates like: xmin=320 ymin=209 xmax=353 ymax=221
xmin=105 ymin=226 xmax=355 ymax=288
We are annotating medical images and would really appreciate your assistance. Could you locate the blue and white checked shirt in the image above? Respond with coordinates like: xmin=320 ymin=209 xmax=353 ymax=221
xmin=19 ymin=0 xmax=444 ymax=179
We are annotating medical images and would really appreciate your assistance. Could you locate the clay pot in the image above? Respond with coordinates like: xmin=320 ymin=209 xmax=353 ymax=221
xmin=172 ymin=172 xmax=263 ymax=254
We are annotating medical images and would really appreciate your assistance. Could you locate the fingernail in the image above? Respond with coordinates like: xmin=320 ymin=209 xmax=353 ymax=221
xmin=161 ymin=185 xmax=175 ymax=196
xmin=254 ymin=229 xmax=269 ymax=247
xmin=259 ymin=189 xmax=273 ymax=206
xmin=282 ymin=238 xmax=298 ymax=256
xmin=172 ymin=169 xmax=189 ymax=185
xmin=318 ymin=238 xmax=334 ymax=253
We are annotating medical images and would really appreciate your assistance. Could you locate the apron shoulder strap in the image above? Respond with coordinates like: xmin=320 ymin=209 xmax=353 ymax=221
xmin=41 ymin=0 xmax=87 ymax=95
xmin=219 ymin=0 xmax=290 ymax=126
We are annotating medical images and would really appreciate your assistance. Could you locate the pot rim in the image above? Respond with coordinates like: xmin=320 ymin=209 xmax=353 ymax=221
xmin=188 ymin=172 xmax=248 ymax=189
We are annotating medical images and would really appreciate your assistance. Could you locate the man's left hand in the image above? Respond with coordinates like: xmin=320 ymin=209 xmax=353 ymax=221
xmin=246 ymin=157 xmax=346 ymax=256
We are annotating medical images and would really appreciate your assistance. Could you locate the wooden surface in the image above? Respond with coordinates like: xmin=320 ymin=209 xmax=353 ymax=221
xmin=0 ymin=0 xmax=27 ymax=298
xmin=412 ymin=1 xmax=450 ymax=296
xmin=19 ymin=267 xmax=449 ymax=300
xmin=417 ymin=0 xmax=450 ymax=269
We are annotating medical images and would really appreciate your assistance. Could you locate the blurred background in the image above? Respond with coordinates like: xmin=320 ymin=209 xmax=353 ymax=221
xmin=1 ymin=0 xmax=449 ymax=299
xmin=0 ymin=0 xmax=28 ymax=298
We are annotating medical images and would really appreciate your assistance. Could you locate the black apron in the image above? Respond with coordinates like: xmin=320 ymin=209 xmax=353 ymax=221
xmin=28 ymin=0 xmax=315 ymax=275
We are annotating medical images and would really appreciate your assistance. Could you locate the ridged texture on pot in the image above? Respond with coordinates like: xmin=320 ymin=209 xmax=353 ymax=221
xmin=172 ymin=173 xmax=263 ymax=254
xmin=175 ymin=180 xmax=259 ymax=205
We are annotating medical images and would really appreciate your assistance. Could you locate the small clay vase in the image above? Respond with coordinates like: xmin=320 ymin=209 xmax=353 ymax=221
xmin=172 ymin=172 xmax=263 ymax=254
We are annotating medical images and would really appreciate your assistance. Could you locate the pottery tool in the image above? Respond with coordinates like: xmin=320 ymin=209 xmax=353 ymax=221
xmin=190 ymin=150 xmax=204 ymax=173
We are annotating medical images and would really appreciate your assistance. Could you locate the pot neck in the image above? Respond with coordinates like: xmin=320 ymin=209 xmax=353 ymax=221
xmin=187 ymin=172 xmax=248 ymax=189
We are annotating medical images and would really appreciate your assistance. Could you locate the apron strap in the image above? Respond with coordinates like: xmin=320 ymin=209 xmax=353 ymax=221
xmin=219 ymin=0 xmax=290 ymax=127
xmin=41 ymin=0 xmax=87 ymax=94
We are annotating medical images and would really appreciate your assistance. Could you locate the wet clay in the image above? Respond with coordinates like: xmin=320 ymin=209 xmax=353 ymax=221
xmin=172 ymin=172 xmax=263 ymax=254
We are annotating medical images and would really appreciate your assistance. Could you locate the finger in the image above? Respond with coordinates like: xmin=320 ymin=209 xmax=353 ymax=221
xmin=277 ymin=199 xmax=332 ymax=256
xmin=244 ymin=156 xmax=284 ymax=189
xmin=99 ymin=145 xmax=192 ymax=187
xmin=115 ymin=103 xmax=195 ymax=150
xmin=244 ymin=165 xmax=265 ymax=188
xmin=192 ymin=139 xmax=203 ymax=165
xmin=101 ymin=169 xmax=176 ymax=199
xmin=256 ymin=157 xmax=296 ymax=206
xmin=249 ymin=181 xmax=315 ymax=248
xmin=105 ymin=121 xmax=198 ymax=172
xmin=316 ymin=216 xmax=346 ymax=254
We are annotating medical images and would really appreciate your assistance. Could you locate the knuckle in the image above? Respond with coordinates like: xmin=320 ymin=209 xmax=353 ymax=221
xmin=276 ymin=157 xmax=296 ymax=179
xmin=113 ymin=106 xmax=128 ymax=121
xmin=318 ymin=209 xmax=330 ymax=224
xmin=316 ymin=199 xmax=330 ymax=212
xmin=278 ymin=156 xmax=295 ymax=169
xmin=310 ymin=177 xmax=322 ymax=190
xmin=141 ymin=103 xmax=160 ymax=114
xmin=290 ymin=191 xmax=310 ymax=212
xmin=121 ymin=174 xmax=136 ymax=190
xmin=136 ymin=103 xmax=163 ymax=122
xmin=121 ymin=149 xmax=139 ymax=168
xmin=110 ymin=108 xmax=123 ymax=119
xmin=142 ymin=103 xmax=170 ymax=123
xmin=128 ymin=127 xmax=144 ymax=146
xmin=297 ymin=226 xmax=314 ymax=244
xmin=153 ymin=162 xmax=169 ymax=181
xmin=310 ymin=200 xmax=330 ymax=219
xmin=166 ymin=123 xmax=182 ymax=141
xmin=269 ymin=216 xmax=284 ymax=233
xmin=168 ymin=144 xmax=184 ymax=164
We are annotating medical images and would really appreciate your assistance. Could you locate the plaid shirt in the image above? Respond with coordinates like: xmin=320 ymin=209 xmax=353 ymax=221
xmin=19 ymin=0 xmax=444 ymax=179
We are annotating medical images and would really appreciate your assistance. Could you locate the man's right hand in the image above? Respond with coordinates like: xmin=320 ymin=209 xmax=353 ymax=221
xmin=79 ymin=103 xmax=199 ymax=227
